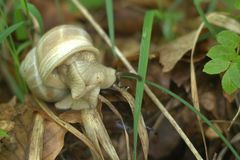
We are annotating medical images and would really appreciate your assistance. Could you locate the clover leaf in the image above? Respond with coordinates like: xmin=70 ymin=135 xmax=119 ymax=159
xmin=222 ymin=68 xmax=238 ymax=94
xmin=204 ymin=30 xmax=240 ymax=94
xmin=203 ymin=59 xmax=230 ymax=74
xmin=228 ymin=63 xmax=240 ymax=88
xmin=217 ymin=30 xmax=240 ymax=49
xmin=206 ymin=45 xmax=238 ymax=61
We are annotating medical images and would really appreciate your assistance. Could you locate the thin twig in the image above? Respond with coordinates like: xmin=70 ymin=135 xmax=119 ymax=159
xmin=28 ymin=113 xmax=44 ymax=160
xmin=70 ymin=0 xmax=203 ymax=159
xmin=228 ymin=105 xmax=240 ymax=131
xmin=190 ymin=23 xmax=209 ymax=160
xmin=99 ymin=95 xmax=131 ymax=160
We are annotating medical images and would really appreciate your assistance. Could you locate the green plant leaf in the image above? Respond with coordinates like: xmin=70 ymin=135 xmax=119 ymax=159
xmin=16 ymin=40 xmax=31 ymax=55
xmin=203 ymin=59 xmax=230 ymax=74
xmin=20 ymin=0 xmax=29 ymax=16
xmin=207 ymin=45 xmax=237 ymax=60
xmin=193 ymin=0 xmax=216 ymax=35
xmin=222 ymin=68 xmax=238 ymax=94
xmin=162 ymin=11 xmax=183 ymax=40
xmin=0 ymin=129 xmax=9 ymax=138
xmin=0 ymin=0 xmax=4 ymax=7
xmin=13 ymin=8 xmax=28 ymax=40
xmin=235 ymin=0 xmax=240 ymax=9
xmin=228 ymin=63 xmax=240 ymax=88
xmin=27 ymin=3 xmax=44 ymax=34
xmin=0 ymin=21 xmax=25 ymax=44
xmin=81 ymin=0 xmax=104 ymax=9
xmin=134 ymin=10 xmax=157 ymax=160
xmin=13 ymin=2 xmax=44 ymax=39
xmin=232 ymin=55 xmax=240 ymax=63
xmin=217 ymin=30 xmax=240 ymax=49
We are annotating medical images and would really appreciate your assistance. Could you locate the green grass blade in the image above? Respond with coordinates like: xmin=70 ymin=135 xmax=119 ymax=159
xmin=16 ymin=40 xmax=31 ymax=55
xmin=105 ymin=0 xmax=116 ymax=56
xmin=0 ymin=0 xmax=4 ymax=6
xmin=0 ymin=9 xmax=26 ymax=101
xmin=20 ymin=0 xmax=29 ymax=17
xmin=0 ymin=21 xmax=25 ymax=44
xmin=133 ymin=10 xmax=156 ymax=160
xmin=207 ymin=0 xmax=217 ymax=13
xmin=0 ymin=62 xmax=25 ymax=102
xmin=27 ymin=3 xmax=44 ymax=34
xmin=193 ymin=0 xmax=216 ymax=36
xmin=145 ymin=80 xmax=240 ymax=159
xmin=13 ymin=7 xmax=28 ymax=40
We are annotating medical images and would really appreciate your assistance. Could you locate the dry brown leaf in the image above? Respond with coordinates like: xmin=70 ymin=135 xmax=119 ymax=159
xmin=0 ymin=97 xmax=66 ymax=160
xmin=59 ymin=110 xmax=82 ymax=123
xmin=0 ymin=98 xmax=34 ymax=160
xmin=159 ymin=31 xmax=197 ymax=72
xmin=43 ymin=120 xmax=67 ymax=160
xmin=0 ymin=97 xmax=17 ymax=120
xmin=159 ymin=12 xmax=240 ymax=73
xmin=0 ymin=120 xmax=15 ymax=133
xmin=208 ymin=12 xmax=240 ymax=34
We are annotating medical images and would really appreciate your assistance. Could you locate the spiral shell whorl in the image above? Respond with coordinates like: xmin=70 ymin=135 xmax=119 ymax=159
xmin=20 ymin=48 xmax=67 ymax=102
xmin=37 ymin=25 xmax=100 ymax=87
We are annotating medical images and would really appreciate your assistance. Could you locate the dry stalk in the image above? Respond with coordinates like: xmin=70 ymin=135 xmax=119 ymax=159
xmin=190 ymin=22 xmax=209 ymax=160
xmin=34 ymin=97 xmax=103 ymax=160
xmin=99 ymin=95 xmax=131 ymax=160
xmin=28 ymin=113 xmax=44 ymax=160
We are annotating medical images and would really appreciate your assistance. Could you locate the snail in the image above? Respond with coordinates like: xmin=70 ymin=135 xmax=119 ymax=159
xmin=20 ymin=25 xmax=116 ymax=110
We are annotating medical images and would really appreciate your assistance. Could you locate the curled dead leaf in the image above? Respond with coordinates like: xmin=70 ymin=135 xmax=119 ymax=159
xmin=0 ymin=98 xmax=34 ymax=160
xmin=159 ymin=31 xmax=197 ymax=72
xmin=43 ymin=121 xmax=67 ymax=160
xmin=159 ymin=12 xmax=240 ymax=73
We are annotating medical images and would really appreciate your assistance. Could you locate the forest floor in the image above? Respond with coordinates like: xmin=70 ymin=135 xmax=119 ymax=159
xmin=0 ymin=0 xmax=240 ymax=160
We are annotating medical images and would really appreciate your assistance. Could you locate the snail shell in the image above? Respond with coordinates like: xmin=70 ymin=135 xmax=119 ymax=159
xmin=20 ymin=25 xmax=116 ymax=109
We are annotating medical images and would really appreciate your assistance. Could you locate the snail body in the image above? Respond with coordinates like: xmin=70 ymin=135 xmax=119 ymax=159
xmin=20 ymin=25 xmax=116 ymax=110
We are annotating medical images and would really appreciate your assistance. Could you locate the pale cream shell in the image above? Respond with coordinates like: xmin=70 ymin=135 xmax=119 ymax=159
xmin=20 ymin=25 xmax=100 ymax=102
xmin=36 ymin=25 xmax=100 ymax=88
xmin=20 ymin=48 xmax=68 ymax=102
